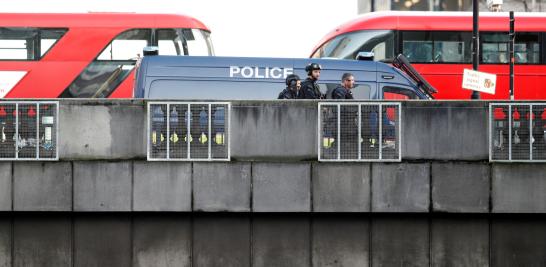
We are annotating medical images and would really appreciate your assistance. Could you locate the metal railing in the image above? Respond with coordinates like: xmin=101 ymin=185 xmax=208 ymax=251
xmin=490 ymin=103 xmax=546 ymax=162
xmin=147 ymin=102 xmax=230 ymax=161
xmin=318 ymin=102 xmax=401 ymax=162
xmin=0 ymin=101 xmax=58 ymax=160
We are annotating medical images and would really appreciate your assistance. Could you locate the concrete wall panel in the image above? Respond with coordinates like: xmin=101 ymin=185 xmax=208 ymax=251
xmin=133 ymin=215 xmax=191 ymax=267
xmin=59 ymin=102 xmax=145 ymax=160
xmin=372 ymin=163 xmax=430 ymax=212
xmin=432 ymin=163 xmax=490 ymax=213
xmin=403 ymin=102 xmax=488 ymax=160
xmin=193 ymin=215 xmax=250 ymax=267
xmin=431 ymin=218 xmax=489 ymax=267
xmin=312 ymin=216 xmax=369 ymax=267
xmin=252 ymin=216 xmax=310 ymax=267
xmin=493 ymin=164 xmax=546 ymax=213
xmin=492 ymin=218 xmax=546 ymax=267
xmin=193 ymin=163 xmax=251 ymax=212
xmin=312 ymin=163 xmax=370 ymax=212
xmin=371 ymin=217 xmax=429 ymax=267
xmin=74 ymin=162 xmax=132 ymax=211
xmin=0 ymin=216 xmax=10 ymax=267
xmin=13 ymin=215 xmax=71 ymax=267
xmin=74 ymin=215 xmax=131 ymax=267
xmin=133 ymin=162 xmax=191 ymax=211
xmin=231 ymin=102 xmax=317 ymax=160
xmin=253 ymin=163 xmax=310 ymax=212
xmin=0 ymin=164 xmax=11 ymax=211
xmin=13 ymin=162 xmax=71 ymax=211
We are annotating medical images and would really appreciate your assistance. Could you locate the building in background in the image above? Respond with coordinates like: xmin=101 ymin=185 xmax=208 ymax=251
xmin=358 ymin=0 xmax=546 ymax=12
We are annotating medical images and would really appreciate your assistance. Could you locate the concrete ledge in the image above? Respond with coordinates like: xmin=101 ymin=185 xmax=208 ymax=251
xmin=193 ymin=162 xmax=251 ymax=212
xmin=13 ymin=162 xmax=72 ymax=211
xmin=403 ymin=101 xmax=489 ymax=160
xmin=133 ymin=162 xmax=191 ymax=212
xmin=74 ymin=162 xmax=132 ymax=211
xmin=0 ymin=163 xmax=11 ymax=211
xmin=312 ymin=163 xmax=370 ymax=212
xmin=372 ymin=163 xmax=430 ymax=212
xmin=252 ymin=163 xmax=311 ymax=212
xmin=432 ymin=162 xmax=490 ymax=213
xmin=493 ymin=164 xmax=546 ymax=213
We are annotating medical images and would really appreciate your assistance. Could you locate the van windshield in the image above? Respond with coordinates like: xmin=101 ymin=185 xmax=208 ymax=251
xmin=312 ymin=30 xmax=395 ymax=61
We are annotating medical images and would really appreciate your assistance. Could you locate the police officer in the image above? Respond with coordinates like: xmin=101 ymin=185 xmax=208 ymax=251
xmin=299 ymin=63 xmax=323 ymax=99
xmin=332 ymin=73 xmax=355 ymax=99
xmin=278 ymin=74 xmax=301 ymax=99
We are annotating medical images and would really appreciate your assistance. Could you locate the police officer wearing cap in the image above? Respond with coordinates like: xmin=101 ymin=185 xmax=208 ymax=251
xmin=299 ymin=63 xmax=323 ymax=99
xmin=278 ymin=74 xmax=301 ymax=99
xmin=332 ymin=73 xmax=355 ymax=99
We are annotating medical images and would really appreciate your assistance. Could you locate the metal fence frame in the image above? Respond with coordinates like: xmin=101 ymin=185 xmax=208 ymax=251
xmin=489 ymin=102 xmax=546 ymax=162
xmin=147 ymin=101 xmax=231 ymax=161
xmin=0 ymin=101 xmax=59 ymax=161
xmin=318 ymin=102 xmax=402 ymax=162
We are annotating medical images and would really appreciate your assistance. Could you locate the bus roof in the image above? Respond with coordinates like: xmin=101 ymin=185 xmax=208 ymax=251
xmin=0 ymin=12 xmax=210 ymax=31
xmin=314 ymin=11 xmax=546 ymax=54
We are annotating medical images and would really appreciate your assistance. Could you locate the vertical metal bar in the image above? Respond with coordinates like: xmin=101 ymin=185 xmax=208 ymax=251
xmin=528 ymin=104 xmax=532 ymax=160
xmin=509 ymin=11 xmax=515 ymax=101
xmin=36 ymin=103 xmax=40 ymax=159
xmin=317 ymin=103 xmax=322 ymax=161
xmin=358 ymin=104 xmax=362 ymax=160
xmin=55 ymin=102 xmax=59 ymax=160
xmin=471 ymin=0 xmax=480 ymax=99
xmin=15 ymin=103 xmax=18 ymax=160
xmin=337 ymin=104 xmax=341 ymax=160
xmin=227 ymin=103 xmax=231 ymax=160
xmin=166 ymin=103 xmax=170 ymax=160
xmin=379 ymin=104 xmax=383 ymax=160
xmin=489 ymin=104 xmax=492 ymax=162
xmin=208 ymin=103 xmax=211 ymax=160
xmin=147 ymin=103 xmax=151 ymax=160
xmin=509 ymin=104 xmax=512 ymax=161
xmin=398 ymin=103 xmax=402 ymax=161
xmin=187 ymin=103 xmax=191 ymax=159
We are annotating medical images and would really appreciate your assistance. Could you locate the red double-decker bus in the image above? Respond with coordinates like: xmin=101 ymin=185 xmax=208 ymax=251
xmin=311 ymin=11 xmax=546 ymax=99
xmin=0 ymin=12 xmax=214 ymax=98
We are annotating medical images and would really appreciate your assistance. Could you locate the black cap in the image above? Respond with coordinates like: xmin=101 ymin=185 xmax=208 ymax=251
xmin=305 ymin=63 xmax=322 ymax=74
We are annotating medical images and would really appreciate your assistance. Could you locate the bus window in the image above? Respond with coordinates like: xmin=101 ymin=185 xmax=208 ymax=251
xmin=382 ymin=86 xmax=418 ymax=100
xmin=61 ymin=29 xmax=151 ymax=97
xmin=0 ymin=28 xmax=66 ymax=60
xmin=481 ymin=32 xmax=540 ymax=64
xmin=311 ymin=30 xmax=395 ymax=61
xmin=157 ymin=29 xmax=188 ymax=56
xmin=183 ymin=29 xmax=214 ymax=56
xmin=402 ymin=31 xmax=471 ymax=63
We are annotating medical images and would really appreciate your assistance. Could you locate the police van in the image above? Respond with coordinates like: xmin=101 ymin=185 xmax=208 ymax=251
xmin=134 ymin=53 xmax=435 ymax=100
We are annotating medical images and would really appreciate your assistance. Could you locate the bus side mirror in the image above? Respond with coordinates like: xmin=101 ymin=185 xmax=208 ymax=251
xmin=356 ymin=51 xmax=374 ymax=61
xmin=143 ymin=46 xmax=159 ymax=56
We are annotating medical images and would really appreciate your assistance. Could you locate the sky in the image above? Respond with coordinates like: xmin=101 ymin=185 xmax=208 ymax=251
xmin=2 ymin=0 xmax=358 ymax=58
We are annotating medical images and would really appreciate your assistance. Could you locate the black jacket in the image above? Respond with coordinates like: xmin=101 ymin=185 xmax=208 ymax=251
xmin=299 ymin=78 xmax=323 ymax=99
xmin=331 ymin=86 xmax=354 ymax=99
xmin=278 ymin=87 xmax=299 ymax=99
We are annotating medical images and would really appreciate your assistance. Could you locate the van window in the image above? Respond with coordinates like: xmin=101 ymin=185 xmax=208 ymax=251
xmin=383 ymin=86 xmax=418 ymax=100
xmin=148 ymin=79 xmax=284 ymax=100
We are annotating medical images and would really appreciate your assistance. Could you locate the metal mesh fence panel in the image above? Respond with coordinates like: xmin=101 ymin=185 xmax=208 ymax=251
xmin=148 ymin=102 xmax=230 ymax=161
xmin=319 ymin=102 xmax=401 ymax=162
xmin=490 ymin=103 xmax=546 ymax=162
xmin=0 ymin=102 xmax=58 ymax=160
